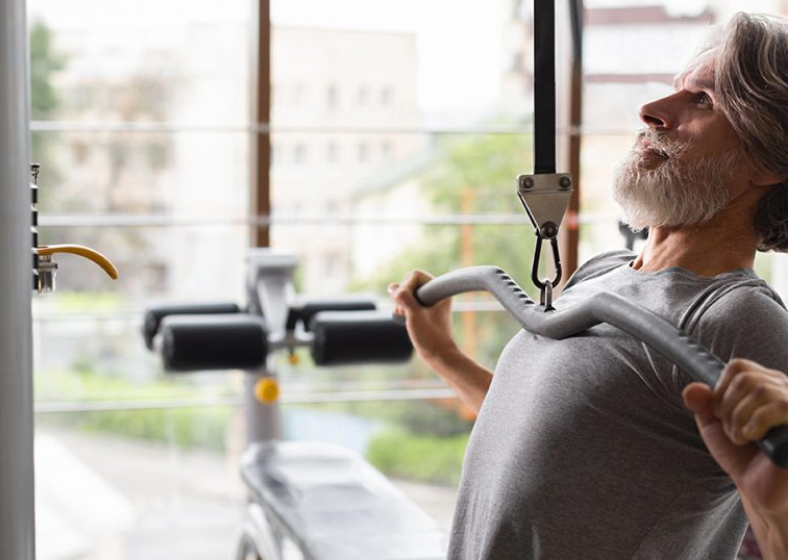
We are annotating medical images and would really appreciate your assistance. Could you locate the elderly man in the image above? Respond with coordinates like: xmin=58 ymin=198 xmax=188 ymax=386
xmin=391 ymin=12 xmax=788 ymax=559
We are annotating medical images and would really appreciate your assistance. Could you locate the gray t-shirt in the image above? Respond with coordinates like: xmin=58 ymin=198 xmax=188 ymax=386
xmin=449 ymin=250 xmax=788 ymax=559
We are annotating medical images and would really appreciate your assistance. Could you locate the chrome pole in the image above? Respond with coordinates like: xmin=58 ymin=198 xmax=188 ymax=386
xmin=0 ymin=0 xmax=36 ymax=557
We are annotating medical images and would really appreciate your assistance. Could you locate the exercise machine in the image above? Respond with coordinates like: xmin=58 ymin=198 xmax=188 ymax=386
xmin=406 ymin=0 xmax=788 ymax=467
xmin=143 ymin=250 xmax=448 ymax=560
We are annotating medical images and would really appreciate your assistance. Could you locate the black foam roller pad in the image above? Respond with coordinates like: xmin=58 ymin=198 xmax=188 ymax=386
xmin=310 ymin=311 xmax=413 ymax=366
xmin=160 ymin=314 xmax=267 ymax=372
xmin=287 ymin=298 xmax=377 ymax=332
xmin=143 ymin=303 xmax=241 ymax=350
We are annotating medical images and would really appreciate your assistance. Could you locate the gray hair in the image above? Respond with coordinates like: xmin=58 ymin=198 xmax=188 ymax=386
xmin=712 ymin=13 xmax=788 ymax=252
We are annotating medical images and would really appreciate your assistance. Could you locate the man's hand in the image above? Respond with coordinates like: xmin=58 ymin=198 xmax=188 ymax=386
xmin=388 ymin=270 xmax=459 ymax=366
xmin=389 ymin=270 xmax=493 ymax=413
xmin=683 ymin=358 xmax=788 ymax=559
xmin=683 ymin=358 xmax=788 ymax=510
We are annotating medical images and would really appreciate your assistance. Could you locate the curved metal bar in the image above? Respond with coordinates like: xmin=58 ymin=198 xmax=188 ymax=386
xmin=414 ymin=266 xmax=788 ymax=468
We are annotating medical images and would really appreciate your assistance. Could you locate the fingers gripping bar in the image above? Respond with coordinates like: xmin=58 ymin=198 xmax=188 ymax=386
xmin=414 ymin=266 xmax=788 ymax=468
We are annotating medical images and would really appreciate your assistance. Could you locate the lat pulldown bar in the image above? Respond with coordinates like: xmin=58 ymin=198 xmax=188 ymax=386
xmin=406 ymin=0 xmax=788 ymax=467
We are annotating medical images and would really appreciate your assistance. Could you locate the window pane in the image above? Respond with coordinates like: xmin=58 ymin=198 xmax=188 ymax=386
xmin=28 ymin=0 xmax=251 ymax=125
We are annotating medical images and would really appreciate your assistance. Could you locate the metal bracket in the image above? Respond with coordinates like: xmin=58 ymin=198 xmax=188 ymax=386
xmin=517 ymin=173 xmax=573 ymax=307
xmin=36 ymin=255 xmax=58 ymax=294
xmin=517 ymin=173 xmax=573 ymax=239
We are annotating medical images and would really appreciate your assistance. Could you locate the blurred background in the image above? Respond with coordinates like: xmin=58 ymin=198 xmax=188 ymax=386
xmin=28 ymin=0 xmax=788 ymax=557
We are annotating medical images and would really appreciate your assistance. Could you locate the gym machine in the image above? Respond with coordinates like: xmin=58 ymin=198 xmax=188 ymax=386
xmin=143 ymin=250 xmax=448 ymax=560
xmin=408 ymin=0 xmax=788 ymax=467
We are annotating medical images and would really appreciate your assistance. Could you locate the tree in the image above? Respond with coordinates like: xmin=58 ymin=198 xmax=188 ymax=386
xmin=29 ymin=20 xmax=66 ymax=191
xmin=350 ymin=129 xmax=540 ymax=454
xmin=30 ymin=20 xmax=65 ymax=119
xmin=364 ymin=130 xmax=538 ymax=368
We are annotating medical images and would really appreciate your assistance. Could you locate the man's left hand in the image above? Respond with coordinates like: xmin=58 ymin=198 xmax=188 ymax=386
xmin=683 ymin=358 xmax=788 ymax=514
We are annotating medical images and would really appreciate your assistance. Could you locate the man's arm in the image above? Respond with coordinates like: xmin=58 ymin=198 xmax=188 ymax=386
xmin=389 ymin=270 xmax=493 ymax=413
xmin=740 ymin=495 xmax=788 ymax=560
xmin=683 ymin=358 xmax=788 ymax=560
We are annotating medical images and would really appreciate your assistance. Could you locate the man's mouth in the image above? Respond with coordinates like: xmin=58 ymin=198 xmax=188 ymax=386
xmin=637 ymin=139 xmax=670 ymax=160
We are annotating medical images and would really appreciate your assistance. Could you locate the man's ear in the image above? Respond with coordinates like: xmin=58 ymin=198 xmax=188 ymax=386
xmin=743 ymin=152 xmax=784 ymax=187
xmin=751 ymin=172 xmax=785 ymax=188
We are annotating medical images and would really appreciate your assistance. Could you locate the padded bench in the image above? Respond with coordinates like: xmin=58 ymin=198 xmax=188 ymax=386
xmin=240 ymin=441 xmax=449 ymax=560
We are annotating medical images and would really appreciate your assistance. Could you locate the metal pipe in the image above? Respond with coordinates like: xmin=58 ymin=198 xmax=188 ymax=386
xmin=0 ymin=0 xmax=36 ymax=556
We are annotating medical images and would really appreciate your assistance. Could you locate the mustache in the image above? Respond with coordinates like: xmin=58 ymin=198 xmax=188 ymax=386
xmin=633 ymin=129 xmax=691 ymax=159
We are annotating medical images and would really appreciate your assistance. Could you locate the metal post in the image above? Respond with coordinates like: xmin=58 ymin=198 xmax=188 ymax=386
xmin=243 ymin=250 xmax=297 ymax=445
xmin=251 ymin=0 xmax=272 ymax=248
xmin=0 ymin=0 xmax=36 ymax=558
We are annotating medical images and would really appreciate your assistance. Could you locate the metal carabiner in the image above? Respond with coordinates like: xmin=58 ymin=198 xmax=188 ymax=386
xmin=531 ymin=236 xmax=562 ymax=309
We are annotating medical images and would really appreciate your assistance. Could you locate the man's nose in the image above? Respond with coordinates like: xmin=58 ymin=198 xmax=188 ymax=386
xmin=639 ymin=97 xmax=675 ymax=129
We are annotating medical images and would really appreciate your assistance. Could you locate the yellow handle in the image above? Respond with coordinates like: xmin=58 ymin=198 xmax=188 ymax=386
xmin=35 ymin=244 xmax=119 ymax=280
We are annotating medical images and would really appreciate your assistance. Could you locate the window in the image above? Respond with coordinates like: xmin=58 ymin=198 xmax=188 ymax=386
xmin=327 ymin=84 xmax=339 ymax=109
xmin=327 ymin=142 xmax=339 ymax=163
xmin=357 ymin=141 xmax=369 ymax=163
xmin=29 ymin=1 xmax=252 ymax=556
xmin=381 ymin=140 xmax=392 ymax=160
xmin=29 ymin=2 xmax=788 ymax=559
xmin=294 ymin=143 xmax=307 ymax=164
xmin=294 ymin=84 xmax=307 ymax=105
xmin=380 ymin=86 xmax=393 ymax=106
xmin=357 ymin=85 xmax=369 ymax=106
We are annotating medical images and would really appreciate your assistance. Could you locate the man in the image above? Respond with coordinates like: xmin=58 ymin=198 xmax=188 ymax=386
xmin=390 ymin=12 xmax=788 ymax=559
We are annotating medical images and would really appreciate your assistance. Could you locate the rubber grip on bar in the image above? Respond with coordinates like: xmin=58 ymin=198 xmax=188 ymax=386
xmin=143 ymin=303 xmax=241 ymax=350
xmin=160 ymin=314 xmax=267 ymax=372
xmin=310 ymin=311 xmax=413 ymax=366
xmin=759 ymin=426 xmax=788 ymax=468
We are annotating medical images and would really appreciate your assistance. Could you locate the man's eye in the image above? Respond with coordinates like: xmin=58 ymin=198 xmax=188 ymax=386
xmin=696 ymin=92 xmax=713 ymax=106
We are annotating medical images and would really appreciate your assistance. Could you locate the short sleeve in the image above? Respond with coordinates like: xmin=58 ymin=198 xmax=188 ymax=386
xmin=691 ymin=286 xmax=788 ymax=375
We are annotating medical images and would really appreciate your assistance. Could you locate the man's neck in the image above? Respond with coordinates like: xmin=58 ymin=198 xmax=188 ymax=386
xmin=631 ymin=206 xmax=759 ymax=277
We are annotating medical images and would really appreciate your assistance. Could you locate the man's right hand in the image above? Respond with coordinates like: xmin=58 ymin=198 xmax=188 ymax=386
xmin=389 ymin=269 xmax=493 ymax=413
xmin=388 ymin=269 xmax=460 ymax=368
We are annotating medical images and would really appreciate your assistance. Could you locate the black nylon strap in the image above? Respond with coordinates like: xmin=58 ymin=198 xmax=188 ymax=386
xmin=534 ymin=0 xmax=556 ymax=174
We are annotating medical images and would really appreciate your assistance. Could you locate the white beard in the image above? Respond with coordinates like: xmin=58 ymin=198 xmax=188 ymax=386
xmin=613 ymin=133 xmax=741 ymax=231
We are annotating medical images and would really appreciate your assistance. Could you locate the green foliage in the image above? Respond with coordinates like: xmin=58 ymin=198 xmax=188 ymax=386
xmin=29 ymin=20 xmax=67 ymax=188
xmin=426 ymin=133 xmax=532 ymax=214
xmin=366 ymin=428 xmax=469 ymax=486
xmin=30 ymin=20 xmax=65 ymax=120
xmin=67 ymin=407 xmax=231 ymax=451
xmin=35 ymin=370 xmax=234 ymax=451
xmin=361 ymin=131 xmax=537 ymax=369
xmin=343 ymin=399 xmax=473 ymax=437
xmin=50 ymin=291 xmax=125 ymax=312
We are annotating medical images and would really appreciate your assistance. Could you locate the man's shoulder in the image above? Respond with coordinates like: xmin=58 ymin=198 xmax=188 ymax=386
xmin=565 ymin=250 xmax=635 ymax=289
xmin=695 ymin=276 xmax=786 ymax=322
xmin=692 ymin=279 xmax=788 ymax=368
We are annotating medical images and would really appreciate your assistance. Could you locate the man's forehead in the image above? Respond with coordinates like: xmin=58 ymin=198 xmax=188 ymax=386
xmin=673 ymin=52 xmax=717 ymax=90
